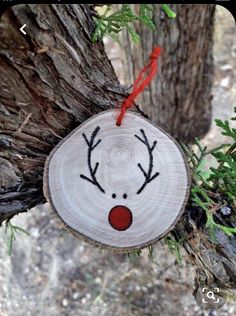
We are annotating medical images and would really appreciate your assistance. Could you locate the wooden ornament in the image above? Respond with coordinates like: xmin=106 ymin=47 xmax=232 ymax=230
xmin=44 ymin=110 xmax=190 ymax=252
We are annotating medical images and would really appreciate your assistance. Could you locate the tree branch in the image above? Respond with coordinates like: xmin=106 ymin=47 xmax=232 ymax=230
xmin=0 ymin=4 xmax=126 ymax=223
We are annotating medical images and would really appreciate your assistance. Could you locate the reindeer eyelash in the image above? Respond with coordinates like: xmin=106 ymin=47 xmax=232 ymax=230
xmin=135 ymin=129 xmax=160 ymax=194
xmin=80 ymin=126 xmax=105 ymax=194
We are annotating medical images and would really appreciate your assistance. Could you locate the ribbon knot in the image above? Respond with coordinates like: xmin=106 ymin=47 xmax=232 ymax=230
xmin=116 ymin=46 xmax=162 ymax=126
xmin=150 ymin=47 xmax=162 ymax=60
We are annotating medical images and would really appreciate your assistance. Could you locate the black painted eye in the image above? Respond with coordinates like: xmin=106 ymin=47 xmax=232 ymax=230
xmin=112 ymin=193 xmax=116 ymax=199
xmin=123 ymin=193 xmax=127 ymax=199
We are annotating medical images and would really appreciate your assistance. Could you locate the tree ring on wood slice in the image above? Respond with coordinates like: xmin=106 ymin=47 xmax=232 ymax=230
xmin=43 ymin=109 xmax=191 ymax=252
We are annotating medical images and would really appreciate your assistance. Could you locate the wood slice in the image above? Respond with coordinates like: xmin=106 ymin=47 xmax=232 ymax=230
xmin=44 ymin=110 xmax=191 ymax=251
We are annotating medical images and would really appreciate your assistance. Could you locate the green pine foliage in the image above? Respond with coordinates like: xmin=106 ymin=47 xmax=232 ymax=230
xmin=127 ymin=244 xmax=154 ymax=260
xmin=160 ymin=4 xmax=176 ymax=18
xmin=182 ymin=107 xmax=236 ymax=239
xmin=209 ymin=115 xmax=236 ymax=202
xmin=92 ymin=4 xmax=176 ymax=43
xmin=164 ymin=236 xmax=183 ymax=265
xmin=127 ymin=248 xmax=142 ymax=258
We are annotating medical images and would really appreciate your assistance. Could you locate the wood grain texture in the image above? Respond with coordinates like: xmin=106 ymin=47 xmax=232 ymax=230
xmin=44 ymin=110 xmax=191 ymax=251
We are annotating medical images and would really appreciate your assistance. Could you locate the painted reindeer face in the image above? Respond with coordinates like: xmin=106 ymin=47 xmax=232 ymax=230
xmin=45 ymin=110 xmax=190 ymax=251
xmin=80 ymin=126 xmax=160 ymax=232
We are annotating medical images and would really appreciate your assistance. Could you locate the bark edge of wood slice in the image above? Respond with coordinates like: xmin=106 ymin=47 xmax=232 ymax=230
xmin=43 ymin=109 xmax=191 ymax=252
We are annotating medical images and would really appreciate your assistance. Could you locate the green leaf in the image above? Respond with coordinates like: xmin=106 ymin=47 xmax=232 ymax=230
xmin=126 ymin=25 xmax=140 ymax=43
xmin=183 ymin=107 xmax=236 ymax=241
xmin=148 ymin=245 xmax=154 ymax=262
xmin=127 ymin=248 xmax=142 ymax=258
xmin=139 ymin=4 xmax=156 ymax=30
xmin=5 ymin=221 xmax=30 ymax=256
xmin=161 ymin=4 xmax=176 ymax=18
xmin=215 ymin=119 xmax=236 ymax=141
xmin=7 ymin=229 xmax=15 ymax=256
xmin=231 ymin=107 xmax=236 ymax=121
xmin=13 ymin=225 xmax=30 ymax=236
xmin=165 ymin=236 xmax=182 ymax=265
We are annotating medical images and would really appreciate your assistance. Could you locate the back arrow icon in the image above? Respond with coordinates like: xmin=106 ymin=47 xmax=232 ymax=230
xmin=20 ymin=24 xmax=27 ymax=35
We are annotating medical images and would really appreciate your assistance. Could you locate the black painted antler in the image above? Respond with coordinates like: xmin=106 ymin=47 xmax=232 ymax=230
xmin=80 ymin=126 xmax=105 ymax=193
xmin=135 ymin=129 xmax=160 ymax=194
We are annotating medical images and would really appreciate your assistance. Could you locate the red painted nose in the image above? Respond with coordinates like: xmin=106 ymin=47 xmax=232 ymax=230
xmin=108 ymin=205 xmax=132 ymax=231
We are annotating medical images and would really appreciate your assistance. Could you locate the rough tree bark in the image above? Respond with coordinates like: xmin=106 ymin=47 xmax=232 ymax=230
xmin=119 ymin=4 xmax=215 ymax=143
xmin=0 ymin=4 xmax=235 ymax=298
xmin=0 ymin=4 xmax=127 ymax=222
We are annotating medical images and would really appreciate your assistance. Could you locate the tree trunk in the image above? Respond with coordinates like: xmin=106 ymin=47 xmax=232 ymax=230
xmin=120 ymin=4 xmax=215 ymax=143
xmin=0 ymin=4 xmax=235 ymax=299
xmin=0 ymin=4 xmax=127 ymax=223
